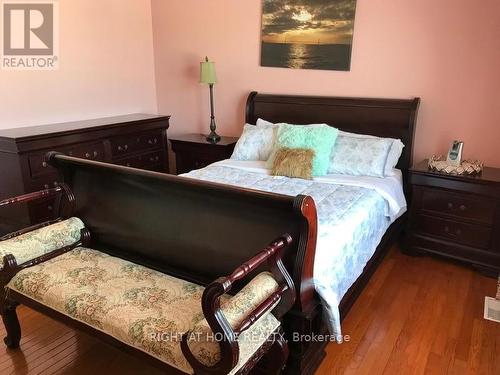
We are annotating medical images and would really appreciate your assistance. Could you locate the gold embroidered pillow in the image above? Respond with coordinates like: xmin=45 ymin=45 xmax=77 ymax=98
xmin=271 ymin=148 xmax=315 ymax=180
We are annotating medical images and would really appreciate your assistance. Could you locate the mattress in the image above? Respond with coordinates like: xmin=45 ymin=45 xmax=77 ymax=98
xmin=183 ymin=160 xmax=407 ymax=340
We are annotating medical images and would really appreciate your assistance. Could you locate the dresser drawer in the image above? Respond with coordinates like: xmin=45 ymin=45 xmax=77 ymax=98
xmin=66 ymin=142 xmax=106 ymax=161
xmin=114 ymin=150 xmax=164 ymax=170
xmin=28 ymin=142 xmax=106 ymax=178
xmin=29 ymin=198 xmax=57 ymax=223
xmin=29 ymin=176 xmax=63 ymax=192
xmin=419 ymin=187 xmax=496 ymax=225
xmin=415 ymin=214 xmax=491 ymax=249
xmin=111 ymin=130 xmax=163 ymax=157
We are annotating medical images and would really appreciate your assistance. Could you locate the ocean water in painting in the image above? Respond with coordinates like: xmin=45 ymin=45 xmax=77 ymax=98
xmin=261 ymin=42 xmax=352 ymax=71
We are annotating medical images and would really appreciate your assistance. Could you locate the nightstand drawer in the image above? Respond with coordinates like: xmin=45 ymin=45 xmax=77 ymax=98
xmin=170 ymin=134 xmax=238 ymax=175
xmin=415 ymin=214 xmax=491 ymax=249
xmin=177 ymin=153 xmax=215 ymax=173
xmin=420 ymin=188 xmax=496 ymax=224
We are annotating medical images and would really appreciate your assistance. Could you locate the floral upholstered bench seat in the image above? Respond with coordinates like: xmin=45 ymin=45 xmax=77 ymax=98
xmin=0 ymin=218 xmax=84 ymax=267
xmin=6 ymin=247 xmax=281 ymax=374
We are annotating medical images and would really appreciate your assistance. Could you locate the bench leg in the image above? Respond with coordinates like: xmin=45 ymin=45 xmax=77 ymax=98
xmin=266 ymin=331 xmax=289 ymax=375
xmin=2 ymin=300 xmax=21 ymax=349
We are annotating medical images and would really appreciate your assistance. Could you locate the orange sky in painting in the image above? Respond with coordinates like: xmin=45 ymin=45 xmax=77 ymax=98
xmin=261 ymin=1 xmax=356 ymax=45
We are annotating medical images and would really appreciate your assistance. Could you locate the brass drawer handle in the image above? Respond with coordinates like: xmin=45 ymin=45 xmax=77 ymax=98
xmin=459 ymin=205 xmax=466 ymax=211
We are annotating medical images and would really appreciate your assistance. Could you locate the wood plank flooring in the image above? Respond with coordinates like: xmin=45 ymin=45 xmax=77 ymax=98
xmin=0 ymin=246 xmax=498 ymax=374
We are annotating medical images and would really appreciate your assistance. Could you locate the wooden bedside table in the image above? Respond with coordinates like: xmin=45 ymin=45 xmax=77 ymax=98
xmin=170 ymin=134 xmax=238 ymax=174
xmin=404 ymin=160 xmax=500 ymax=275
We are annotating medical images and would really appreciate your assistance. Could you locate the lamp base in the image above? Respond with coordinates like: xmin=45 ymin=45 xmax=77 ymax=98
xmin=206 ymin=131 xmax=221 ymax=144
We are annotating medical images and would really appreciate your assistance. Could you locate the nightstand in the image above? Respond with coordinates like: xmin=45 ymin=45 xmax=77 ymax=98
xmin=170 ymin=134 xmax=238 ymax=174
xmin=404 ymin=160 xmax=500 ymax=275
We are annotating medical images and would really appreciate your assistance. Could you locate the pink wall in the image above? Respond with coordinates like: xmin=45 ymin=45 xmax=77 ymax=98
xmin=0 ymin=0 xmax=157 ymax=129
xmin=152 ymin=0 xmax=500 ymax=167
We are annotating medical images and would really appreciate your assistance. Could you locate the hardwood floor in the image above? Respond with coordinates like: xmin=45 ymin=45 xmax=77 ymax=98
xmin=0 ymin=246 xmax=498 ymax=374
xmin=316 ymin=246 xmax=499 ymax=375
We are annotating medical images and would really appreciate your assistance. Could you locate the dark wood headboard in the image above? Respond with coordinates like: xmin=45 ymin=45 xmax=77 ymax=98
xmin=245 ymin=92 xmax=420 ymax=176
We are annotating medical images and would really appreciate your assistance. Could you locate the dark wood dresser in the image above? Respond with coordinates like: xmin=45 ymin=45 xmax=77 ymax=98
xmin=0 ymin=114 xmax=170 ymax=234
xmin=404 ymin=160 xmax=500 ymax=275
xmin=170 ymin=134 xmax=238 ymax=174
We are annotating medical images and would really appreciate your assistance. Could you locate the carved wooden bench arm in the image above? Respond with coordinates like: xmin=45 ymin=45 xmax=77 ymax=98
xmin=0 ymin=227 xmax=91 ymax=278
xmin=0 ymin=185 xmax=90 ymax=307
xmin=181 ymin=234 xmax=296 ymax=375
xmin=0 ymin=184 xmax=76 ymax=241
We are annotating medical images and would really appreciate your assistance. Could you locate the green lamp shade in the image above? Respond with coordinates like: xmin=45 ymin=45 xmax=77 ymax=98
xmin=200 ymin=57 xmax=217 ymax=84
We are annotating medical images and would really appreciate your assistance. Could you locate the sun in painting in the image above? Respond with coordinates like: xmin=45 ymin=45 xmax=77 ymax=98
xmin=292 ymin=9 xmax=313 ymax=22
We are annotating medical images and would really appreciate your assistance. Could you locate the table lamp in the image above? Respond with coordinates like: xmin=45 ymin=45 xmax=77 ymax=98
xmin=200 ymin=57 xmax=220 ymax=143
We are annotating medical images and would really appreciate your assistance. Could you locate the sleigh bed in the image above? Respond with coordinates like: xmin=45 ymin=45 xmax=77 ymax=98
xmin=182 ymin=92 xmax=420 ymax=374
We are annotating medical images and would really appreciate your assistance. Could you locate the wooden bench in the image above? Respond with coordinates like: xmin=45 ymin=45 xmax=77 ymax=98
xmin=0 ymin=152 xmax=313 ymax=374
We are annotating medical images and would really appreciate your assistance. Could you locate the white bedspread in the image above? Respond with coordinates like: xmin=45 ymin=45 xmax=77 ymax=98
xmin=183 ymin=160 xmax=407 ymax=339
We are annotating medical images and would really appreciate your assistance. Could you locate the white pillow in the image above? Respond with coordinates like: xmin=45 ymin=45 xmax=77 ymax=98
xmin=338 ymin=131 xmax=404 ymax=176
xmin=230 ymin=124 xmax=277 ymax=161
xmin=256 ymin=118 xmax=276 ymax=127
xmin=328 ymin=136 xmax=392 ymax=177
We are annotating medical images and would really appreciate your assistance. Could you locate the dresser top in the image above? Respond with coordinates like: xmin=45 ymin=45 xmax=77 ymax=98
xmin=0 ymin=114 xmax=169 ymax=141
xmin=411 ymin=159 xmax=500 ymax=185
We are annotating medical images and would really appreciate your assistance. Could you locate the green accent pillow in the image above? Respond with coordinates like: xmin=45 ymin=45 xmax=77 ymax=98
xmin=267 ymin=124 xmax=339 ymax=176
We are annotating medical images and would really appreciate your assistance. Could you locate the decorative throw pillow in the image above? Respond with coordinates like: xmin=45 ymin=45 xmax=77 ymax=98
xmin=267 ymin=124 xmax=338 ymax=176
xmin=328 ymin=136 xmax=393 ymax=177
xmin=338 ymin=130 xmax=404 ymax=176
xmin=271 ymin=148 xmax=315 ymax=180
xmin=230 ymin=124 xmax=277 ymax=161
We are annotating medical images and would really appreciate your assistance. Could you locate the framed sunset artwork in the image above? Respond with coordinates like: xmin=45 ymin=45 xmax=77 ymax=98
xmin=261 ymin=0 xmax=357 ymax=71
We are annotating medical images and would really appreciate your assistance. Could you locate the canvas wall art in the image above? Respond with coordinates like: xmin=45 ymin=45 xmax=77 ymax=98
xmin=261 ymin=0 xmax=357 ymax=71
